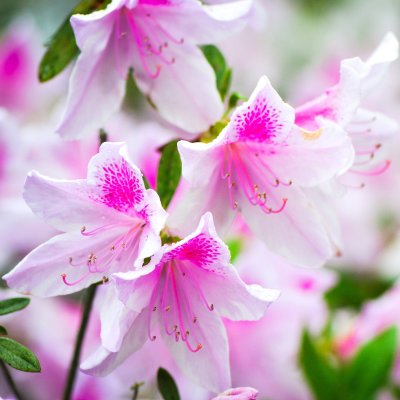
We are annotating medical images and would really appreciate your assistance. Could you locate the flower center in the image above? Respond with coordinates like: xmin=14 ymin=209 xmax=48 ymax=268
xmin=61 ymin=220 xmax=144 ymax=286
xmin=147 ymin=260 xmax=214 ymax=353
xmin=220 ymin=142 xmax=289 ymax=214
xmin=115 ymin=6 xmax=184 ymax=80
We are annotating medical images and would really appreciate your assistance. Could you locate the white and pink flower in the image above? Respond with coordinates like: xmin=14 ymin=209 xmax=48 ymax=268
xmin=3 ymin=142 xmax=167 ymax=296
xmin=58 ymin=0 xmax=252 ymax=138
xmin=81 ymin=213 xmax=279 ymax=393
xmin=295 ymin=32 xmax=399 ymax=187
xmin=173 ymin=75 xmax=354 ymax=267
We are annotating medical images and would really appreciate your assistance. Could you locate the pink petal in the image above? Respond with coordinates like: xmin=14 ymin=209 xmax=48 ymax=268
xmin=23 ymin=171 xmax=125 ymax=232
xmin=224 ymin=75 xmax=295 ymax=144
xmin=81 ymin=308 xmax=148 ymax=376
xmin=3 ymin=230 xmax=125 ymax=297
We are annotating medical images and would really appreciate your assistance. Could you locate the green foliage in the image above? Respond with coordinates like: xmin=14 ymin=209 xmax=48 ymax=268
xmin=226 ymin=238 xmax=243 ymax=263
xmin=299 ymin=330 xmax=340 ymax=400
xmin=157 ymin=367 xmax=180 ymax=400
xmin=325 ymin=271 xmax=394 ymax=311
xmin=201 ymin=45 xmax=232 ymax=100
xmin=0 ymin=337 xmax=41 ymax=372
xmin=300 ymin=327 xmax=398 ymax=400
xmin=38 ymin=0 xmax=111 ymax=82
xmin=227 ymin=92 xmax=246 ymax=111
xmin=343 ymin=327 xmax=397 ymax=400
xmin=0 ymin=326 xmax=7 ymax=336
xmin=157 ymin=140 xmax=182 ymax=209
xmin=0 ymin=297 xmax=30 ymax=316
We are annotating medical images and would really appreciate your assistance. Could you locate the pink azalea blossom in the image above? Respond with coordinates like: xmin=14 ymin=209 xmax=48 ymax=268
xmin=3 ymin=142 xmax=167 ymax=296
xmin=295 ymin=32 xmax=399 ymax=187
xmin=226 ymin=240 xmax=335 ymax=400
xmin=211 ymin=387 xmax=258 ymax=400
xmin=57 ymin=0 xmax=252 ymax=138
xmin=81 ymin=213 xmax=279 ymax=393
xmin=173 ymin=75 xmax=354 ymax=267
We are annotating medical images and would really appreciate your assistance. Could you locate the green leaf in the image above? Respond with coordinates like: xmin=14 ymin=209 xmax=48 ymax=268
xmin=157 ymin=367 xmax=180 ymax=400
xmin=0 ymin=297 xmax=30 ymax=316
xmin=201 ymin=45 xmax=232 ymax=100
xmin=0 ymin=337 xmax=41 ymax=372
xmin=226 ymin=238 xmax=243 ymax=263
xmin=343 ymin=326 xmax=397 ymax=400
xmin=38 ymin=0 xmax=112 ymax=82
xmin=325 ymin=271 xmax=394 ymax=311
xmin=299 ymin=330 xmax=340 ymax=400
xmin=228 ymin=92 xmax=246 ymax=110
xmin=142 ymin=173 xmax=151 ymax=189
xmin=156 ymin=140 xmax=182 ymax=209
xmin=0 ymin=326 xmax=7 ymax=336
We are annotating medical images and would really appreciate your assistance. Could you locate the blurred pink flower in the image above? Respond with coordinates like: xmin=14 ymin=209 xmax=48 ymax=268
xmin=4 ymin=142 xmax=167 ymax=296
xmin=174 ymin=75 xmax=354 ymax=267
xmin=295 ymin=33 xmax=399 ymax=187
xmin=81 ymin=213 xmax=279 ymax=393
xmin=212 ymin=387 xmax=258 ymax=399
xmin=58 ymin=0 xmax=252 ymax=138
xmin=226 ymin=240 xmax=335 ymax=400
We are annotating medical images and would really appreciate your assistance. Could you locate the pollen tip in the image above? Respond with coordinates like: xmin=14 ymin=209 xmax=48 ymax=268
xmin=80 ymin=226 xmax=86 ymax=233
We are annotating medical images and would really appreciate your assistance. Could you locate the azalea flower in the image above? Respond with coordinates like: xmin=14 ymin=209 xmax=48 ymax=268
xmin=81 ymin=213 xmax=279 ymax=393
xmin=57 ymin=0 xmax=252 ymax=139
xmin=295 ymin=32 xmax=399 ymax=186
xmin=173 ymin=75 xmax=354 ymax=267
xmin=3 ymin=142 xmax=167 ymax=296
xmin=212 ymin=387 xmax=258 ymax=400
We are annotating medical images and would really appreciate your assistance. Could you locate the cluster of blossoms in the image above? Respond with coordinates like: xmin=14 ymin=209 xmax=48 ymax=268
xmin=1 ymin=0 xmax=400 ymax=399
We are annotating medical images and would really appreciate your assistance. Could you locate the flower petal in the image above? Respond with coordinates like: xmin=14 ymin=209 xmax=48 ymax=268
xmin=193 ymin=265 xmax=279 ymax=321
xmin=98 ymin=283 xmax=139 ymax=352
xmin=3 ymin=230 xmax=126 ymax=297
xmin=161 ymin=292 xmax=231 ymax=393
xmin=239 ymin=185 xmax=336 ymax=267
xmin=224 ymin=75 xmax=295 ymax=144
xmin=57 ymin=16 xmax=125 ymax=139
xmin=87 ymin=142 xmax=147 ymax=214
xmin=269 ymin=119 xmax=355 ymax=187
xmin=144 ymin=0 xmax=253 ymax=44
xmin=133 ymin=42 xmax=223 ymax=133
xmin=23 ymin=170 xmax=125 ymax=232
xmin=81 ymin=308 xmax=148 ymax=376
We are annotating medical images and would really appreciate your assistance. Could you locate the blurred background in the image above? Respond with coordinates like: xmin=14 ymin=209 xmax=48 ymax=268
xmin=1 ymin=0 xmax=400 ymax=399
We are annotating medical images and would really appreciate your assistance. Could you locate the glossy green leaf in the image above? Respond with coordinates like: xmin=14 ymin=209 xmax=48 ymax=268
xmin=156 ymin=140 xmax=182 ymax=209
xmin=0 ymin=337 xmax=41 ymax=372
xmin=0 ymin=297 xmax=30 ymax=316
xmin=201 ymin=45 xmax=232 ymax=100
xmin=343 ymin=326 xmax=397 ymax=400
xmin=157 ymin=367 xmax=180 ymax=400
xmin=38 ymin=0 xmax=111 ymax=82
xmin=299 ymin=330 xmax=340 ymax=400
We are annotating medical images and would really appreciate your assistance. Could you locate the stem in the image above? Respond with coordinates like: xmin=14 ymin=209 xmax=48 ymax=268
xmin=0 ymin=360 xmax=25 ymax=400
xmin=62 ymin=284 xmax=98 ymax=400
xmin=132 ymin=385 xmax=139 ymax=400
xmin=131 ymin=382 xmax=144 ymax=400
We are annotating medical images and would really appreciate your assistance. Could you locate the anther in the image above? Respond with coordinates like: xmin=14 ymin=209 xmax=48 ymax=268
xmin=151 ymin=335 xmax=156 ymax=341
xmin=193 ymin=316 xmax=197 ymax=323
xmin=152 ymin=306 xmax=157 ymax=312
xmin=80 ymin=226 xmax=86 ymax=233
xmin=165 ymin=306 xmax=171 ymax=312
xmin=210 ymin=304 xmax=214 ymax=311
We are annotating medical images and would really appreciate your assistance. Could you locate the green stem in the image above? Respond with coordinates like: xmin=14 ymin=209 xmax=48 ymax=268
xmin=0 ymin=360 xmax=25 ymax=400
xmin=62 ymin=284 xmax=98 ymax=400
